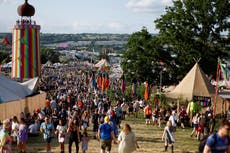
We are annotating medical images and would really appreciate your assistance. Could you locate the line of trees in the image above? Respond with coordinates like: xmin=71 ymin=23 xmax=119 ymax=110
xmin=121 ymin=0 xmax=230 ymax=85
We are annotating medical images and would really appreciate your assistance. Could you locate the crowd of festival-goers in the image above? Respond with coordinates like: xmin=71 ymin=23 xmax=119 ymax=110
xmin=0 ymin=63 xmax=229 ymax=153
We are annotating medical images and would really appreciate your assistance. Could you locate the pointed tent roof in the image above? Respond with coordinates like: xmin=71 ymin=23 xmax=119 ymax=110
xmin=167 ymin=63 xmax=215 ymax=100
xmin=94 ymin=58 xmax=111 ymax=70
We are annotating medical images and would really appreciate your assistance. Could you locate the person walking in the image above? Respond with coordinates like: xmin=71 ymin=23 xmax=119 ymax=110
xmin=0 ymin=119 xmax=12 ymax=153
xmin=117 ymin=124 xmax=139 ymax=153
xmin=162 ymin=121 xmax=175 ymax=153
xmin=11 ymin=116 xmax=19 ymax=145
xmin=18 ymin=118 xmax=28 ymax=153
xmin=144 ymin=104 xmax=152 ymax=125
xmin=203 ymin=119 xmax=230 ymax=153
xmin=98 ymin=116 xmax=116 ymax=153
xmin=81 ymin=130 xmax=89 ymax=153
xmin=67 ymin=118 xmax=80 ymax=153
xmin=40 ymin=116 xmax=55 ymax=153
xmin=55 ymin=119 xmax=67 ymax=153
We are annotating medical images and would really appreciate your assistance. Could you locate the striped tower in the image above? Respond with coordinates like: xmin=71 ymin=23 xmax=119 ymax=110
xmin=12 ymin=0 xmax=41 ymax=79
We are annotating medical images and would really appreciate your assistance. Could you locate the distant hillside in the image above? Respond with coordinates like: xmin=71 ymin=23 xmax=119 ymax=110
xmin=0 ymin=33 xmax=130 ymax=53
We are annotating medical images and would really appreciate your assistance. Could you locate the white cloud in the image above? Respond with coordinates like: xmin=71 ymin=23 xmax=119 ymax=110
xmin=126 ymin=0 xmax=172 ymax=13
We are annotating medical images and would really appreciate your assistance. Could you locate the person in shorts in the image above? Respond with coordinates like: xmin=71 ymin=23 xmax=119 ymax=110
xmin=98 ymin=116 xmax=116 ymax=153
xmin=40 ymin=116 xmax=55 ymax=153
xmin=144 ymin=104 xmax=152 ymax=125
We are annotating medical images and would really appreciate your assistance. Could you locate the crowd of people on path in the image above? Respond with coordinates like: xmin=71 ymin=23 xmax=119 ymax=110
xmin=0 ymin=62 xmax=230 ymax=153
xmin=0 ymin=64 xmax=140 ymax=153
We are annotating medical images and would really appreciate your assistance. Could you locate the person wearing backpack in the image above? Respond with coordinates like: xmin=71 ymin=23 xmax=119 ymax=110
xmin=203 ymin=120 xmax=230 ymax=153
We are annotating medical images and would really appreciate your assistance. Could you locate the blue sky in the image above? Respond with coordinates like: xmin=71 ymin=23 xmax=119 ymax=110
xmin=0 ymin=0 xmax=172 ymax=34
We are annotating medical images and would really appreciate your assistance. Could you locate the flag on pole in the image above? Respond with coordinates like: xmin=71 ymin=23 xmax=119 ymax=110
xmin=144 ymin=81 xmax=149 ymax=101
xmin=2 ymin=37 xmax=10 ymax=45
xmin=105 ymin=74 xmax=110 ymax=89
xmin=91 ymin=72 xmax=96 ymax=89
xmin=132 ymin=78 xmax=137 ymax=97
xmin=97 ymin=74 xmax=103 ymax=90
xmin=220 ymin=63 xmax=227 ymax=80
xmin=121 ymin=74 xmax=126 ymax=93
xmin=132 ymin=83 xmax=136 ymax=97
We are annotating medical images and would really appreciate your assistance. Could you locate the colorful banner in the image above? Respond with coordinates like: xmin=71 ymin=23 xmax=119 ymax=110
xmin=193 ymin=95 xmax=211 ymax=107
xmin=12 ymin=24 xmax=40 ymax=79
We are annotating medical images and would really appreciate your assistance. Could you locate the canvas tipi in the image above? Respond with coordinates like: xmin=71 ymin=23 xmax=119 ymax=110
xmin=167 ymin=63 xmax=215 ymax=100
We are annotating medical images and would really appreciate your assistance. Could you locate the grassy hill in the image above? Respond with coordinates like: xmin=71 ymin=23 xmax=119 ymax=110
xmin=12 ymin=113 xmax=199 ymax=153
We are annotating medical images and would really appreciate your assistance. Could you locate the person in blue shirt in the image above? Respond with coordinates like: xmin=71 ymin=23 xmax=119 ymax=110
xmin=98 ymin=116 xmax=116 ymax=153
xmin=40 ymin=116 xmax=55 ymax=153
xmin=203 ymin=120 xmax=230 ymax=153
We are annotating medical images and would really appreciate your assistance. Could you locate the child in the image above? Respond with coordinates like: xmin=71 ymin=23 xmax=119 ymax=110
xmin=81 ymin=130 xmax=89 ymax=153
xmin=162 ymin=121 xmax=175 ymax=153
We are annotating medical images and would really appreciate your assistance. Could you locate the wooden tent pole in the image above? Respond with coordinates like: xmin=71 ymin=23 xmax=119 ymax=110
xmin=213 ymin=60 xmax=220 ymax=117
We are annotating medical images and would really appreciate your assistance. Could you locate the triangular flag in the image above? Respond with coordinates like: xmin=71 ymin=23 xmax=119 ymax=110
xmin=2 ymin=37 xmax=10 ymax=45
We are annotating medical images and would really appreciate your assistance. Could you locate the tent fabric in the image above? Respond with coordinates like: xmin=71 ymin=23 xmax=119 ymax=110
xmin=0 ymin=74 xmax=36 ymax=102
xmin=166 ymin=63 xmax=215 ymax=100
xmin=20 ymin=77 xmax=39 ymax=92
xmin=94 ymin=58 xmax=111 ymax=70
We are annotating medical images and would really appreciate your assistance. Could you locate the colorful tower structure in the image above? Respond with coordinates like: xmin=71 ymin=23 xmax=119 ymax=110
xmin=12 ymin=0 xmax=41 ymax=79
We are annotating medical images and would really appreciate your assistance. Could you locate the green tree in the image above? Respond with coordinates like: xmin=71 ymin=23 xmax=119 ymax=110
xmin=0 ymin=51 xmax=10 ymax=64
xmin=40 ymin=48 xmax=60 ymax=64
xmin=121 ymin=27 xmax=175 ymax=85
xmin=155 ymin=0 xmax=230 ymax=79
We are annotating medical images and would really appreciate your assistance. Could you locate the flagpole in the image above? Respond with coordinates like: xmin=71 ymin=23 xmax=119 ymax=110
xmin=213 ymin=58 xmax=220 ymax=118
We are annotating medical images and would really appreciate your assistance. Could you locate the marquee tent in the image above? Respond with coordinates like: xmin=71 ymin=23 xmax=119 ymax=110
xmin=0 ymin=74 xmax=37 ymax=102
xmin=166 ymin=63 xmax=215 ymax=100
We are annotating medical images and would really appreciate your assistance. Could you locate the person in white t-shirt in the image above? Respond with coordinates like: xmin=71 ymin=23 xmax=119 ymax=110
xmin=55 ymin=119 xmax=67 ymax=153
xmin=168 ymin=111 xmax=179 ymax=130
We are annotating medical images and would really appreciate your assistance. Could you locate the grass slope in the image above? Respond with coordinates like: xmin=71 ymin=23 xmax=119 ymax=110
xmin=12 ymin=113 xmax=199 ymax=153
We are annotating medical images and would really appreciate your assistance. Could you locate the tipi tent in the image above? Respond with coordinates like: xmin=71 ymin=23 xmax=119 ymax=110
xmin=0 ymin=74 xmax=37 ymax=102
xmin=167 ymin=63 xmax=215 ymax=101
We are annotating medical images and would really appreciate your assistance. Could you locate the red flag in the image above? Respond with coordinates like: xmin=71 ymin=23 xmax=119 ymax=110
xmin=121 ymin=74 xmax=126 ymax=93
xmin=105 ymin=76 xmax=109 ymax=89
xmin=97 ymin=75 xmax=102 ymax=89
xmin=101 ymin=77 xmax=106 ymax=91
xmin=2 ymin=37 xmax=10 ymax=45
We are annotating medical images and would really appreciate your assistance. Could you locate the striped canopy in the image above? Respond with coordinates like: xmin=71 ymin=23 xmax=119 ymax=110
xmin=94 ymin=58 xmax=111 ymax=70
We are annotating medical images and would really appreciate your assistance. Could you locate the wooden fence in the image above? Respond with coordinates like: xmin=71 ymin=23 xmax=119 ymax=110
xmin=0 ymin=92 xmax=46 ymax=120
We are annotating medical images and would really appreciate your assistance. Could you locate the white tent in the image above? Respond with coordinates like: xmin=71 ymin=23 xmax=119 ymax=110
xmin=0 ymin=74 xmax=37 ymax=102
xmin=2 ymin=61 xmax=12 ymax=68
xmin=20 ymin=77 xmax=39 ymax=92
xmin=166 ymin=63 xmax=215 ymax=100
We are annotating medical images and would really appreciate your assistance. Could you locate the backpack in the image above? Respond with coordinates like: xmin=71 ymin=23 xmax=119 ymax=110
xmin=198 ymin=133 xmax=217 ymax=153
